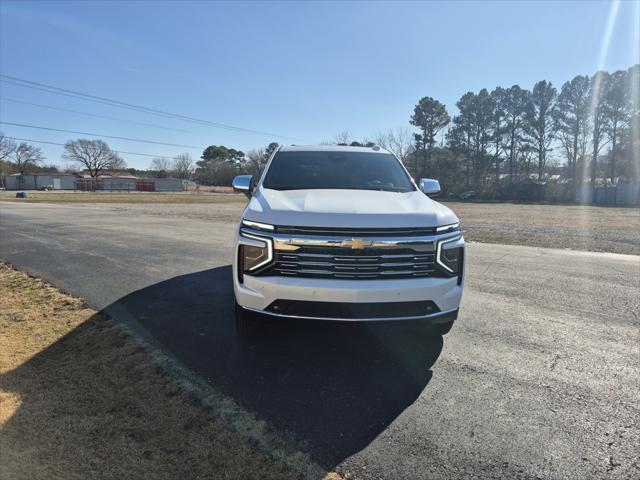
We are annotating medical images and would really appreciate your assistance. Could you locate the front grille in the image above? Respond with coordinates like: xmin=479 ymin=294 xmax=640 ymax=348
xmin=263 ymin=247 xmax=436 ymax=279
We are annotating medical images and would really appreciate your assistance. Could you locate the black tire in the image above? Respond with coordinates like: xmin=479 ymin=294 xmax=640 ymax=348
xmin=235 ymin=302 xmax=252 ymax=336
xmin=435 ymin=320 xmax=455 ymax=335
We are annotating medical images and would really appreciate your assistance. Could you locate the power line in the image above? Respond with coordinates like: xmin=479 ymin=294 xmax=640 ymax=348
xmin=0 ymin=74 xmax=284 ymax=136
xmin=0 ymin=74 xmax=303 ymax=141
xmin=0 ymin=121 xmax=200 ymax=149
xmin=1 ymin=97 xmax=193 ymax=134
xmin=1 ymin=78 xmax=158 ymax=114
xmin=6 ymin=136 xmax=176 ymax=159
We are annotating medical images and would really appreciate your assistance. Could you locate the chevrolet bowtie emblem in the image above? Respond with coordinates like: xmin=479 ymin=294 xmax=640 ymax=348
xmin=343 ymin=238 xmax=372 ymax=249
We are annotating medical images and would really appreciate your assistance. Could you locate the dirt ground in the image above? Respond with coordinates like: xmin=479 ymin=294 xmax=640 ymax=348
xmin=1 ymin=191 xmax=637 ymax=255
xmin=0 ymin=262 xmax=314 ymax=480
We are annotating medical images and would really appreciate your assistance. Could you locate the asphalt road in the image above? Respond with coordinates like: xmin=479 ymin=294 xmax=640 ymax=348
xmin=1 ymin=202 xmax=638 ymax=480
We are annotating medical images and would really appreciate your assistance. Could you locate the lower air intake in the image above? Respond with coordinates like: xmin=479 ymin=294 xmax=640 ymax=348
xmin=265 ymin=299 xmax=440 ymax=319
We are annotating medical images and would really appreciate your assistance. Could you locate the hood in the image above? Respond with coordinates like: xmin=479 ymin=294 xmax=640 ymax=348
xmin=243 ymin=188 xmax=458 ymax=228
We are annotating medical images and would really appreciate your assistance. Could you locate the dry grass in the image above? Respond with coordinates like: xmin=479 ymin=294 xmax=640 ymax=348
xmin=186 ymin=186 xmax=235 ymax=194
xmin=446 ymin=200 xmax=638 ymax=230
xmin=0 ymin=190 xmax=246 ymax=204
xmin=444 ymin=201 xmax=640 ymax=255
xmin=0 ymin=262 xmax=307 ymax=480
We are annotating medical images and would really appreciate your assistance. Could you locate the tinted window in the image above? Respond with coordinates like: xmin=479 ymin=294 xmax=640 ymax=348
xmin=262 ymin=151 xmax=415 ymax=192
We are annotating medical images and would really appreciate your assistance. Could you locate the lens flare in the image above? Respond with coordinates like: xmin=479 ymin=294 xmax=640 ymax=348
xmin=582 ymin=0 xmax=621 ymax=193
xmin=631 ymin=2 xmax=640 ymax=182
xmin=597 ymin=0 xmax=621 ymax=69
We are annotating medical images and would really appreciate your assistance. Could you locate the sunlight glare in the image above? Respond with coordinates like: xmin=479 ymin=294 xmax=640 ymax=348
xmin=581 ymin=0 xmax=621 ymax=193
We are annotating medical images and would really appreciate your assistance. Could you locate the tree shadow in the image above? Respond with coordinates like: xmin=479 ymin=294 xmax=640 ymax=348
xmin=2 ymin=265 xmax=443 ymax=471
xmin=104 ymin=265 xmax=443 ymax=467
xmin=0 ymin=313 xmax=301 ymax=479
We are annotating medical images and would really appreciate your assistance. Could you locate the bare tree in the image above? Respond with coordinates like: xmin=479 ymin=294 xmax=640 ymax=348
xmin=13 ymin=142 xmax=44 ymax=175
xmin=244 ymin=142 xmax=279 ymax=178
xmin=110 ymin=155 xmax=127 ymax=172
xmin=0 ymin=132 xmax=17 ymax=188
xmin=333 ymin=130 xmax=351 ymax=145
xmin=172 ymin=153 xmax=194 ymax=179
xmin=62 ymin=139 xmax=125 ymax=178
xmin=10 ymin=142 xmax=44 ymax=189
xmin=387 ymin=128 xmax=415 ymax=164
xmin=0 ymin=131 xmax=16 ymax=162
xmin=150 ymin=157 xmax=172 ymax=178
xmin=373 ymin=131 xmax=391 ymax=149
xmin=373 ymin=128 xmax=415 ymax=169
xmin=245 ymin=147 xmax=266 ymax=177
xmin=150 ymin=157 xmax=171 ymax=173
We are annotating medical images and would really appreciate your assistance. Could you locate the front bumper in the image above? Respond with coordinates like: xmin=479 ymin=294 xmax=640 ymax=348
xmin=234 ymin=268 xmax=464 ymax=322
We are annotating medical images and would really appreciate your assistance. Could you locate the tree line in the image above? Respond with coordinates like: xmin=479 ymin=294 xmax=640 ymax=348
xmin=328 ymin=66 xmax=638 ymax=200
xmin=402 ymin=65 xmax=638 ymax=200
xmin=0 ymin=135 xmax=198 ymax=185
xmin=0 ymin=132 xmax=276 ymax=187
xmin=2 ymin=64 xmax=637 ymax=201
xmin=191 ymin=64 xmax=638 ymax=201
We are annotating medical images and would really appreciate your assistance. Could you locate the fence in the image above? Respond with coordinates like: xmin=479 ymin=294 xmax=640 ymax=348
xmin=75 ymin=179 xmax=104 ymax=191
xmin=75 ymin=179 xmax=156 ymax=192
xmin=576 ymin=184 xmax=640 ymax=206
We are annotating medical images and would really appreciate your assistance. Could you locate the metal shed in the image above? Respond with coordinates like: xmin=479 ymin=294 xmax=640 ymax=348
xmin=153 ymin=177 xmax=184 ymax=192
xmin=101 ymin=176 xmax=137 ymax=191
xmin=4 ymin=173 xmax=77 ymax=190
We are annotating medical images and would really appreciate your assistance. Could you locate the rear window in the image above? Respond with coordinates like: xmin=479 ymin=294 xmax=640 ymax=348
xmin=262 ymin=151 xmax=415 ymax=193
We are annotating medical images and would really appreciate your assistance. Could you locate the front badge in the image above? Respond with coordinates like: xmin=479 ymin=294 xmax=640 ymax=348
xmin=343 ymin=238 xmax=373 ymax=250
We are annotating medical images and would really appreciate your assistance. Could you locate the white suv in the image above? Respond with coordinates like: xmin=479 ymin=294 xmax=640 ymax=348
xmin=232 ymin=145 xmax=465 ymax=335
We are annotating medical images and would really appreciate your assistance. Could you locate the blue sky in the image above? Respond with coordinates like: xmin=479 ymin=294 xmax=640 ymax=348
xmin=1 ymin=0 xmax=638 ymax=169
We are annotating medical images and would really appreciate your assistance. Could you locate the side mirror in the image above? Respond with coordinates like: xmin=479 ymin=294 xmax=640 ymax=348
xmin=419 ymin=178 xmax=441 ymax=196
xmin=232 ymin=175 xmax=254 ymax=198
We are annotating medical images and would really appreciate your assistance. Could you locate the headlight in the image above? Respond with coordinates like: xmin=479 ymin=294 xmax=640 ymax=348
xmin=436 ymin=236 xmax=463 ymax=276
xmin=436 ymin=222 xmax=460 ymax=233
xmin=241 ymin=219 xmax=274 ymax=231
xmin=239 ymin=232 xmax=273 ymax=273
xmin=241 ymin=244 xmax=270 ymax=271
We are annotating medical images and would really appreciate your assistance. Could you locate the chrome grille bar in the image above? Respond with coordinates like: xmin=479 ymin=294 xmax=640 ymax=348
xmin=270 ymin=250 xmax=437 ymax=279
xmin=240 ymin=226 xmax=459 ymax=280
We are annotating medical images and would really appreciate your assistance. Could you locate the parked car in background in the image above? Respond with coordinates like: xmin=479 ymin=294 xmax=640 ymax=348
xmin=458 ymin=190 xmax=476 ymax=201
xmin=232 ymin=145 xmax=465 ymax=336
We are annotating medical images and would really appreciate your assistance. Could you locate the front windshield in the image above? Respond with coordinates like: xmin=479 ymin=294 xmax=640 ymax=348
xmin=262 ymin=151 xmax=415 ymax=192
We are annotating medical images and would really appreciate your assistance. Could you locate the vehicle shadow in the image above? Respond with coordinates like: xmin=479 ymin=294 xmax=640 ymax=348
xmin=104 ymin=265 xmax=444 ymax=468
